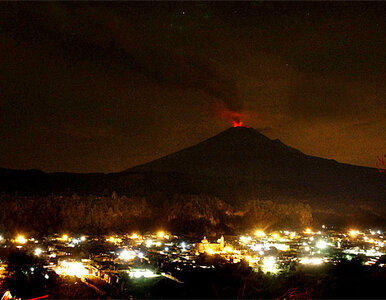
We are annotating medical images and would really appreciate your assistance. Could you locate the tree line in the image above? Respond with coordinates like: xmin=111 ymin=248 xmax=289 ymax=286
xmin=0 ymin=193 xmax=312 ymax=236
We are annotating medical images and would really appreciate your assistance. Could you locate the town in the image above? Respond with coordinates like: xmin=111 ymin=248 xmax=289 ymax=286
xmin=1 ymin=227 xmax=385 ymax=298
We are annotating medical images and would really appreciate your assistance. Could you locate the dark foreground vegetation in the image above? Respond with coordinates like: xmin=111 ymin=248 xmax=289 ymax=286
xmin=0 ymin=193 xmax=312 ymax=236
xmin=120 ymin=258 xmax=386 ymax=299
xmin=3 ymin=249 xmax=386 ymax=299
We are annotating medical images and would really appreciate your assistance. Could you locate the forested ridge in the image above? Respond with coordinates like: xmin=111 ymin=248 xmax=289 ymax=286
xmin=1 ymin=193 xmax=312 ymax=235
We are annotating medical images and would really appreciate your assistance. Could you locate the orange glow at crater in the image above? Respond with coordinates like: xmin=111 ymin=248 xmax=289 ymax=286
xmin=215 ymin=106 xmax=248 ymax=127
xmin=233 ymin=120 xmax=244 ymax=127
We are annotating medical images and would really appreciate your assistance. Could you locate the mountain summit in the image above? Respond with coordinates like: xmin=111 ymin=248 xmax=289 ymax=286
xmin=128 ymin=127 xmax=305 ymax=179
xmin=125 ymin=127 xmax=385 ymax=224
xmin=127 ymin=127 xmax=359 ymax=182
xmin=1 ymin=127 xmax=385 ymax=227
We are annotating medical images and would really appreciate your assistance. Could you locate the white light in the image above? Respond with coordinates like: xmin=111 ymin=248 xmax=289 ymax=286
xmin=130 ymin=269 xmax=158 ymax=278
xmin=146 ymin=240 xmax=153 ymax=247
xmin=251 ymin=244 xmax=264 ymax=251
xmin=255 ymin=230 xmax=265 ymax=237
xmin=34 ymin=248 xmax=42 ymax=256
xmin=16 ymin=235 xmax=27 ymax=244
xmin=44 ymin=274 xmax=49 ymax=279
xmin=138 ymin=252 xmax=144 ymax=259
xmin=269 ymin=243 xmax=289 ymax=251
xmin=316 ymin=240 xmax=328 ymax=249
xmin=119 ymin=249 xmax=135 ymax=260
xmin=262 ymin=256 xmax=278 ymax=273
xmin=56 ymin=261 xmax=88 ymax=277
xmin=240 ymin=236 xmax=251 ymax=244
xmin=164 ymin=247 xmax=169 ymax=251
xmin=300 ymin=257 xmax=323 ymax=265
xmin=80 ymin=236 xmax=86 ymax=241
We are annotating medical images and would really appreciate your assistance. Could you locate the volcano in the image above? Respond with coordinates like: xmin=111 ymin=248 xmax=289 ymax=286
xmin=128 ymin=127 xmax=305 ymax=178
xmin=125 ymin=127 xmax=386 ymax=225
xmin=127 ymin=127 xmax=379 ymax=182
xmin=1 ymin=127 xmax=385 ymax=227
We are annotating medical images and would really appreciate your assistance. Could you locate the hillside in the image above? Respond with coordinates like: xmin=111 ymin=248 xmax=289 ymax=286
xmin=1 ymin=127 xmax=385 ymax=228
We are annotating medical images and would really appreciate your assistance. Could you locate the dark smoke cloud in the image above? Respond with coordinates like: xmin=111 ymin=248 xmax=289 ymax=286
xmin=0 ymin=3 xmax=242 ymax=116
xmin=0 ymin=2 xmax=384 ymax=172
xmin=133 ymin=49 xmax=243 ymax=113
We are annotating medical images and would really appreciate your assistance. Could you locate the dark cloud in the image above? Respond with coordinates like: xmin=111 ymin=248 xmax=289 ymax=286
xmin=0 ymin=2 xmax=384 ymax=172
xmin=0 ymin=3 xmax=242 ymax=115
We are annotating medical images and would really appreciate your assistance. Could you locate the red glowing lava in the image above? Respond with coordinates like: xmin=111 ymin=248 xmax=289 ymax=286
xmin=216 ymin=108 xmax=246 ymax=127
xmin=213 ymin=104 xmax=250 ymax=127
xmin=233 ymin=120 xmax=244 ymax=127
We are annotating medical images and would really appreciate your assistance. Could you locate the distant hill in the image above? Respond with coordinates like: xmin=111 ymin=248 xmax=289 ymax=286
xmin=1 ymin=127 xmax=385 ymax=227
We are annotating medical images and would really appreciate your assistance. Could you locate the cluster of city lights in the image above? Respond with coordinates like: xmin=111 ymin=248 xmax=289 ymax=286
xmin=54 ymin=261 xmax=89 ymax=278
xmin=0 ymin=227 xmax=383 ymax=284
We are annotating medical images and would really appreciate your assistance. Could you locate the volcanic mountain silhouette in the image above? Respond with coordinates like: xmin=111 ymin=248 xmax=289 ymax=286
xmin=1 ymin=127 xmax=385 ymax=226
xmin=128 ymin=126 xmax=332 ymax=179
xmin=127 ymin=127 xmax=380 ymax=184
xmin=126 ymin=127 xmax=386 ymax=224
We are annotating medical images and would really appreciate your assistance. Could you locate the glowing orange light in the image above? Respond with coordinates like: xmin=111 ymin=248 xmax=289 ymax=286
xmin=233 ymin=120 xmax=244 ymax=127
xmin=130 ymin=233 xmax=139 ymax=239
xmin=255 ymin=230 xmax=265 ymax=237
xmin=16 ymin=235 xmax=27 ymax=244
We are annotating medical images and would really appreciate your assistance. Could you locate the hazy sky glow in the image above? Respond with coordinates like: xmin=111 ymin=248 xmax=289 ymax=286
xmin=0 ymin=2 xmax=385 ymax=172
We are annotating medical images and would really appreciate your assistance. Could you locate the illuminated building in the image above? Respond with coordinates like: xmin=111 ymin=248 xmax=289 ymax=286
xmin=197 ymin=236 xmax=225 ymax=253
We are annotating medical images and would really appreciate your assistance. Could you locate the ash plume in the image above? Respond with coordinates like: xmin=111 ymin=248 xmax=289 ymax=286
xmin=1 ymin=4 xmax=243 ymax=122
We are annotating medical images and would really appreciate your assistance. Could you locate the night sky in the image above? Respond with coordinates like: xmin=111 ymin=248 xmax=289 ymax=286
xmin=0 ymin=2 xmax=385 ymax=173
